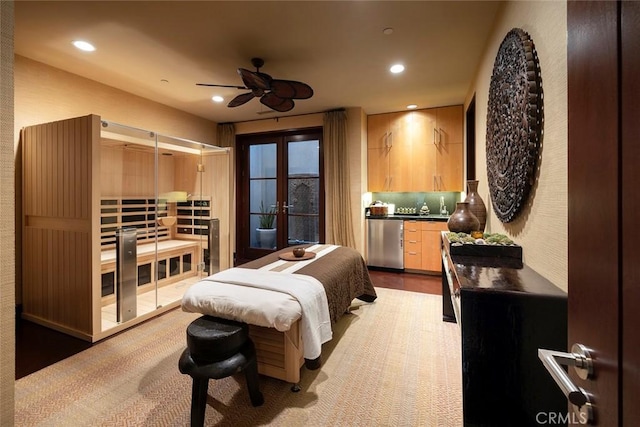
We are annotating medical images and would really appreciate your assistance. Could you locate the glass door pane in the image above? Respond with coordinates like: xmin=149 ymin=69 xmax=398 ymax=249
xmin=155 ymin=134 xmax=211 ymax=309
xmin=99 ymin=121 xmax=157 ymax=331
xmin=249 ymin=143 xmax=278 ymax=249
xmin=287 ymin=138 xmax=320 ymax=245
xmin=236 ymin=128 xmax=323 ymax=263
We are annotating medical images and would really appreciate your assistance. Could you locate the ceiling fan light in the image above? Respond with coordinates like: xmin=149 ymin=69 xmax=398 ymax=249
xmin=211 ymin=96 xmax=224 ymax=103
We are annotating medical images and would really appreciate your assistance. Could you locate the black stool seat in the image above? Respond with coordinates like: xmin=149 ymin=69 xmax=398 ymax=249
xmin=179 ymin=316 xmax=264 ymax=427
xmin=186 ymin=316 xmax=249 ymax=363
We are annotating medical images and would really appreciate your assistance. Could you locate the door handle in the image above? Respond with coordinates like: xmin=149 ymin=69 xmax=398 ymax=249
xmin=282 ymin=201 xmax=293 ymax=213
xmin=538 ymin=343 xmax=594 ymax=423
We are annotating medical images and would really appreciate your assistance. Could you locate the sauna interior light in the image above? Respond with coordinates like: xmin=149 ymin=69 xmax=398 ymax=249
xmin=159 ymin=191 xmax=188 ymax=203
xmin=72 ymin=40 xmax=96 ymax=52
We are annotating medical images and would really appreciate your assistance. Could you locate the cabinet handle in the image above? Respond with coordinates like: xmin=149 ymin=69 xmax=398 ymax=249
xmin=538 ymin=344 xmax=594 ymax=423
xmin=438 ymin=127 xmax=444 ymax=145
xmin=439 ymin=176 xmax=445 ymax=190
xmin=433 ymin=128 xmax=438 ymax=146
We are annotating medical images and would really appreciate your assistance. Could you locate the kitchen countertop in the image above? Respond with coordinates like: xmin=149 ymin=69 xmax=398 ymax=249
xmin=366 ymin=214 xmax=450 ymax=221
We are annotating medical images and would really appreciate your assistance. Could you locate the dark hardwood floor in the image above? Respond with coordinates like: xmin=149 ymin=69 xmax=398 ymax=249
xmin=15 ymin=269 xmax=441 ymax=380
xmin=368 ymin=268 xmax=442 ymax=295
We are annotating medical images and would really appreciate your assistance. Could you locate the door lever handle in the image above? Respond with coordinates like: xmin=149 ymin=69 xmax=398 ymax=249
xmin=538 ymin=343 xmax=593 ymax=423
xmin=282 ymin=201 xmax=294 ymax=213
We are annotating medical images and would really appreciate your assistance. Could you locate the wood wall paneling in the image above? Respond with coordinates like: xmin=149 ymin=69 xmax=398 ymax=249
xmin=22 ymin=116 xmax=95 ymax=336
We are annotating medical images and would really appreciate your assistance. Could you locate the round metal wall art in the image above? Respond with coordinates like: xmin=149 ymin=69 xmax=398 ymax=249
xmin=486 ymin=28 xmax=543 ymax=223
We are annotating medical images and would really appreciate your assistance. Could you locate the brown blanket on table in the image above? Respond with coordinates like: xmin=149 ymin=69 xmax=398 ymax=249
xmin=240 ymin=245 xmax=377 ymax=325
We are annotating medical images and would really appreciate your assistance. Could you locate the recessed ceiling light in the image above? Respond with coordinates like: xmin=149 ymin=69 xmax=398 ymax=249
xmin=383 ymin=28 xmax=394 ymax=35
xmin=212 ymin=96 xmax=224 ymax=103
xmin=407 ymin=104 xmax=418 ymax=110
xmin=390 ymin=64 xmax=405 ymax=74
xmin=72 ymin=40 xmax=96 ymax=52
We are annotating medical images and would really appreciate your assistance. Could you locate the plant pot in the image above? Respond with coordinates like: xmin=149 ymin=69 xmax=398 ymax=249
xmin=256 ymin=228 xmax=276 ymax=249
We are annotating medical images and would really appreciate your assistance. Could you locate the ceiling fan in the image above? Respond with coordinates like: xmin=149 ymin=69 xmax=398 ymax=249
xmin=196 ymin=58 xmax=313 ymax=113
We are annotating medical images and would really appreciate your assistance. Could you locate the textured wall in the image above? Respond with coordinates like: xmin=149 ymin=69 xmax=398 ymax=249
xmin=0 ymin=1 xmax=15 ymax=424
xmin=465 ymin=1 xmax=568 ymax=290
xmin=14 ymin=55 xmax=217 ymax=145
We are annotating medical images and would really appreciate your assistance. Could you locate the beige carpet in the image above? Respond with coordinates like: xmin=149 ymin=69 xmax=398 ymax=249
xmin=15 ymin=287 xmax=462 ymax=426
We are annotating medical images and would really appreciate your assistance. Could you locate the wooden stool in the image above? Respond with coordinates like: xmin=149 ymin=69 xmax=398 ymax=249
xmin=178 ymin=316 xmax=264 ymax=426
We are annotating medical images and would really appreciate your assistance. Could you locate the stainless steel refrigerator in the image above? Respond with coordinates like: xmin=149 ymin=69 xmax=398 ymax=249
xmin=366 ymin=219 xmax=404 ymax=269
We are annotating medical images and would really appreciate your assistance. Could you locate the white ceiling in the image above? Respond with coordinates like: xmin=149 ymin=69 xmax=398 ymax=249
xmin=14 ymin=1 xmax=502 ymax=124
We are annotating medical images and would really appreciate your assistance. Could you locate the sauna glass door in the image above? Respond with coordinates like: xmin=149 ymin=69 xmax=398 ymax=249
xmin=100 ymin=122 xmax=158 ymax=329
xmin=99 ymin=122 xmax=219 ymax=332
xmin=154 ymin=134 xmax=213 ymax=309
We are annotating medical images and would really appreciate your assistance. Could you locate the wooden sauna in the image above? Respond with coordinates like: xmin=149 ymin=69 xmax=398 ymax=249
xmin=21 ymin=115 xmax=232 ymax=341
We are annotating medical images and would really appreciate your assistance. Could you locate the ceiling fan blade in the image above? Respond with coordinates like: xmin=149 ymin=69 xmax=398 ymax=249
xmin=238 ymin=68 xmax=272 ymax=91
xmin=260 ymin=93 xmax=295 ymax=112
xmin=228 ymin=92 xmax=256 ymax=108
xmin=196 ymin=83 xmax=248 ymax=90
xmin=269 ymin=80 xmax=314 ymax=99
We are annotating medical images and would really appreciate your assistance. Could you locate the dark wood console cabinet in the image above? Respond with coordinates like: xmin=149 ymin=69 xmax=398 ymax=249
xmin=441 ymin=237 xmax=568 ymax=426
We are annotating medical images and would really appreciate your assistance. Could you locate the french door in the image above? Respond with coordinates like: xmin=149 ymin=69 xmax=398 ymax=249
xmin=236 ymin=128 xmax=324 ymax=263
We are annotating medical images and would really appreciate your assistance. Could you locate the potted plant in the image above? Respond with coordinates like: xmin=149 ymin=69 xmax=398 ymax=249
xmin=256 ymin=201 xmax=276 ymax=248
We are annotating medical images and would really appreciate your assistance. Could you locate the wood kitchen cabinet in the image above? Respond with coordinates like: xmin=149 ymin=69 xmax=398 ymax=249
xmin=403 ymin=220 xmax=422 ymax=269
xmin=367 ymin=106 xmax=463 ymax=192
xmin=418 ymin=105 xmax=464 ymax=191
xmin=421 ymin=221 xmax=448 ymax=272
xmin=404 ymin=220 xmax=448 ymax=273
xmin=367 ymin=112 xmax=411 ymax=191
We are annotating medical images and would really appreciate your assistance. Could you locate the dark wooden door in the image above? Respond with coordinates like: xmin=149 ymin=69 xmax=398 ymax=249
xmin=235 ymin=129 xmax=324 ymax=264
xmin=620 ymin=2 xmax=640 ymax=423
xmin=567 ymin=1 xmax=639 ymax=424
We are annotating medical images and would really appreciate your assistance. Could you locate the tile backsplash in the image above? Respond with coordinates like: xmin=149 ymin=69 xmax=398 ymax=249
xmin=370 ymin=192 xmax=461 ymax=215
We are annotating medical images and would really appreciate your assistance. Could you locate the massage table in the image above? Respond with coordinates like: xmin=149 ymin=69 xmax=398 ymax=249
xmin=181 ymin=244 xmax=377 ymax=386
